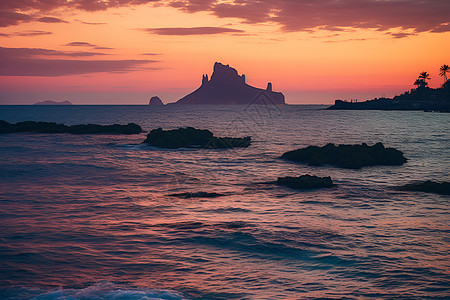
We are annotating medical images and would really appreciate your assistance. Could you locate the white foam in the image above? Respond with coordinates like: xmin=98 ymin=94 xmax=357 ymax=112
xmin=30 ymin=281 xmax=184 ymax=300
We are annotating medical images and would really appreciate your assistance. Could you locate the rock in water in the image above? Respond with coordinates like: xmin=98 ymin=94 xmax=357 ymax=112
xmin=281 ymin=142 xmax=407 ymax=169
xmin=277 ymin=175 xmax=334 ymax=189
xmin=168 ymin=191 xmax=226 ymax=198
xmin=143 ymin=127 xmax=251 ymax=149
xmin=396 ymin=181 xmax=450 ymax=195
xmin=175 ymin=62 xmax=285 ymax=105
xmin=0 ymin=120 xmax=142 ymax=134
xmin=149 ymin=96 xmax=164 ymax=105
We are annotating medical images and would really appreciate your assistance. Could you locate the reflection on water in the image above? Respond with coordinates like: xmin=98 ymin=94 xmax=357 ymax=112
xmin=0 ymin=105 xmax=449 ymax=299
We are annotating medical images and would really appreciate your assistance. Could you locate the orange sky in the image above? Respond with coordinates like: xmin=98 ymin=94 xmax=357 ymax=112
xmin=0 ymin=1 xmax=449 ymax=104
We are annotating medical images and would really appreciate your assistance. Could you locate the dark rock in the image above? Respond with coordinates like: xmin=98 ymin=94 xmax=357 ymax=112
xmin=168 ymin=191 xmax=226 ymax=198
xmin=277 ymin=175 xmax=334 ymax=189
xmin=33 ymin=100 xmax=73 ymax=105
xmin=149 ymin=96 xmax=164 ymax=105
xmin=175 ymin=62 xmax=285 ymax=105
xmin=0 ymin=120 xmax=142 ymax=134
xmin=396 ymin=181 xmax=450 ymax=195
xmin=281 ymin=142 xmax=407 ymax=169
xmin=143 ymin=127 xmax=251 ymax=149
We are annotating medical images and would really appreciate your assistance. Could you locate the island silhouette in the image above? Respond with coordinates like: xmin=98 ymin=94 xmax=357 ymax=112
xmin=328 ymin=68 xmax=449 ymax=111
xmin=33 ymin=100 xmax=73 ymax=105
xmin=175 ymin=62 xmax=285 ymax=105
xmin=149 ymin=96 xmax=164 ymax=106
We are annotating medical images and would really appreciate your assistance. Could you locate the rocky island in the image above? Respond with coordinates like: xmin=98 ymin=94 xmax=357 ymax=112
xmin=175 ymin=62 xmax=285 ymax=105
xmin=149 ymin=96 xmax=164 ymax=106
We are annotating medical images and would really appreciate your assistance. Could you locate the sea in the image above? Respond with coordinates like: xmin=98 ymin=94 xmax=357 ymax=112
xmin=0 ymin=104 xmax=449 ymax=299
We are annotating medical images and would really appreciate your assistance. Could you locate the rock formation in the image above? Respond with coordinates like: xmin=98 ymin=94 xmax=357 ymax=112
xmin=396 ymin=180 xmax=450 ymax=195
xmin=143 ymin=127 xmax=251 ymax=149
xmin=277 ymin=175 xmax=334 ymax=190
xmin=0 ymin=120 xmax=142 ymax=134
xmin=168 ymin=191 xmax=226 ymax=198
xmin=176 ymin=62 xmax=285 ymax=105
xmin=281 ymin=142 xmax=407 ymax=169
xmin=149 ymin=96 xmax=164 ymax=106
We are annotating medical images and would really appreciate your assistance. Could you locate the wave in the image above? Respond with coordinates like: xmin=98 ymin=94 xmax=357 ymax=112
xmin=0 ymin=281 xmax=184 ymax=300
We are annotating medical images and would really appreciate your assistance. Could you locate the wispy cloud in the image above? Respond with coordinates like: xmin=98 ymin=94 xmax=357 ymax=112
xmin=37 ymin=16 xmax=68 ymax=23
xmin=14 ymin=30 xmax=53 ymax=36
xmin=142 ymin=26 xmax=245 ymax=35
xmin=0 ymin=46 xmax=158 ymax=76
xmin=79 ymin=20 xmax=107 ymax=25
xmin=65 ymin=41 xmax=113 ymax=50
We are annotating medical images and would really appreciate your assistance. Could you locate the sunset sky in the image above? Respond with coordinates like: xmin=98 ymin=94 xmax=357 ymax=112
xmin=0 ymin=0 xmax=449 ymax=104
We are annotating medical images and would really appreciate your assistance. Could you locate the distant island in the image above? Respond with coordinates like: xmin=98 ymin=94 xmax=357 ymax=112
xmin=33 ymin=100 xmax=73 ymax=105
xmin=175 ymin=62 xmax=285 ymax=105
xmin=149 ymin=96 xmax=164 ymax=106
xmin=328 ymin=68 xmax=450 ymax=112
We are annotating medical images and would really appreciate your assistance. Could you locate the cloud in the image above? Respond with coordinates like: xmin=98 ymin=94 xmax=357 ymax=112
xmin=1 ymin=0 xmax=449 ymax=37
xmin=13 ymin=30 xmax=53 ymax=36
xmin=0 ymin=10 xmax=33 ymax=27
xmin=0 ymin=31 xmax=53 ymax=37
xmin=0 ymin=46 xmax=107 ymax=57
xmin=142 ymin=26 xmax=245 ymax=35
xmin=0 ymin=46 xmax=156 ymax=76
xmin=65 ymin=41 xmax=97 ymax=47
xmin=387 ymin=32 xmax=416 ymax=39
xmin=65 ymin=41 xmax=114 ymax=50
xmin=79 ymin=21 xmax=108 ymax=25
xmin=167 ymin=0 xmax=450 ymax=35
xmin=37 ymin=16 xmax=68 ymax=23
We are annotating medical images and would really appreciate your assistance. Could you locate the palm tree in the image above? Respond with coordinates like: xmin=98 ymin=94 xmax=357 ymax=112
xmin=414 ymin=78 xmax=427 ymax=88
xmin=419 ymin=71 xmax=430 ymax=82
xmin=439 ymin=64 xmax=449 ymax=83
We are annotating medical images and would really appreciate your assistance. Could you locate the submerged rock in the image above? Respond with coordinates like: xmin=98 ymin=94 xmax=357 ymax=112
xmin=168 ymin=191 xmax=226 ymax=198
xmin=143 ymin=127 xmax=251 ymax=149
xmin=281 ymin=142 xmax=407 ymax=169
xmin=277 ymin=175 xmax=334 ymax=190
xmin=0 ymin=120 xmax=142 ymax=134
xmin=396 ymin=181 xmax=450 ymax=195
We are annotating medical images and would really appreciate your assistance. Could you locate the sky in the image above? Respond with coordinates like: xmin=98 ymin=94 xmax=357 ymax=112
xmin=0 ymin=0 xmax=449 ymax=105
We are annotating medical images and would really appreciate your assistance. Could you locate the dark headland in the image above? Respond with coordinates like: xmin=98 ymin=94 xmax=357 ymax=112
xmin=328 ymin=79 xmax=450 ymax=111
xmin=175 ymin=62 xmax=285 ymax=105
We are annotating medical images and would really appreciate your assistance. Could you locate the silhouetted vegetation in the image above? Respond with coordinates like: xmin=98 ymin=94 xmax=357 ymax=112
xmin=281 ymin=142 xmax=407 ymax=169
xmin=329 ymin=66 xmax=449 ymax=111
xmin=0 ymin=120 xmax=142 ymax=134
xmin=143 ymin=127 xmax=251 ymax=149
xmin=277 ymin=175 xmax=334 ymax=190
xmin=440 ymin=64 xmax=449 ymax=83
xmin=396 ymin=181 xmax=450 ymax=195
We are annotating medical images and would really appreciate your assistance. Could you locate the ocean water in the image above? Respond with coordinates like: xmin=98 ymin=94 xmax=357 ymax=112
xmin=0 ymin=105 xmax=449 ymax=299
